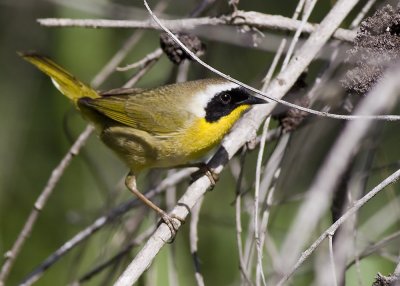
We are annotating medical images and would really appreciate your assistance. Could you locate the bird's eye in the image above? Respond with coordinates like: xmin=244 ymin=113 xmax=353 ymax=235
xmin=219 ymin=93 xmax=231 ymax=104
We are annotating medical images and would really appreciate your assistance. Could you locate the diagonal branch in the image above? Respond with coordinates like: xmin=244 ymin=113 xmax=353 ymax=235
xmin=277 ymin=166 xmax=400 ymax=285
xmin=113 ymin=0 xmax=362 ymax=284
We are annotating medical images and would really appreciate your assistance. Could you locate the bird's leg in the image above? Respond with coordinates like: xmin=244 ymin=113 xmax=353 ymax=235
xmin=176 ymin=162 xmax=219 ymax=189
xmin=125 ymin=172 xmax=184 ymax=239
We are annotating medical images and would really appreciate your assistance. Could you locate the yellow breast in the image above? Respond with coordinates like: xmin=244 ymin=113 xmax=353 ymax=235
xmin=177 ymin=104 xmax=250 ymax=160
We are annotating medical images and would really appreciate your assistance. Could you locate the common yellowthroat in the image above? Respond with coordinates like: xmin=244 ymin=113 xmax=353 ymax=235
xmin=20 ymin=52 xmax=265 ymax=232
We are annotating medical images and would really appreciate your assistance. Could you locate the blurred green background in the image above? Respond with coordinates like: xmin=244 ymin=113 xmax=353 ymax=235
xmin=0 ymin=0 xmax=399 ymax=285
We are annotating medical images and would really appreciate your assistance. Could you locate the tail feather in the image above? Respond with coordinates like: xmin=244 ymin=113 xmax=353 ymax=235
xmin=18 ymin=51 xmax=99 ymax=104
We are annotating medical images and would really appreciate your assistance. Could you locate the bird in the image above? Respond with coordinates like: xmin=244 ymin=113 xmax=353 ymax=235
xmin=20 ymin=52 xmax=266 ymax=234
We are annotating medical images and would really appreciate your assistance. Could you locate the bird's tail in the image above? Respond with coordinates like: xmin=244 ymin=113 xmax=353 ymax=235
xmin=18 ymin=52 xmax=99 ymax=105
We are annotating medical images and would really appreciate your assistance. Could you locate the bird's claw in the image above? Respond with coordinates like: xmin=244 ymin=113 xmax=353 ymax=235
xmin=190 ymin=164 xmax=219 ymax=190
xmin=159 ymin=212 xmax=185 ymax=243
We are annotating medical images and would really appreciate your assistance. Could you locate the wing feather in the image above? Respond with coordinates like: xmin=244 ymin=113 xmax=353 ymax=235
xmin=78 ymin=90 xmax=195 ymax=136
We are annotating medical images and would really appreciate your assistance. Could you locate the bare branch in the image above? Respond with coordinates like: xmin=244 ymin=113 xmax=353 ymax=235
xmin=122 ymin=58 xmax=159 ymax=88
xmin=37 ymin=11 xmax=356 ymax=42
xmin=349 ymin=0 xmax=377 ymax=29
xmin=262 ymin=0 xmax=306 ymax=88
xmin=232 ymin=149 xmax=253 ymax=285
xmin=254 ymin=118 xmax=271 ymax=286
xmin=258 ymin=134 xmax=291 ymax=274
xmin=394 ymin=259 xmax=400 ymax=276
xmin=92 ymin=32 xmax=145 ymax=87
xmin=117 ymin=48 xmax=163 ymax=71
xmin=328 ymin=234 xmax=339 ymax=286
xmin=281 ymin=0 xmax=317 ymax=69
xmin=75 ymin=227 xmax=154 ymax=284
xmin=347 ymin=230 xmax=400 ymax=269
xmin=190 ymin=197 xmax=205 ymax=286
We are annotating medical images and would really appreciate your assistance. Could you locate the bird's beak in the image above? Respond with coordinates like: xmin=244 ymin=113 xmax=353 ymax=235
xmin=247 ymin=95 xmax=267 ymax=105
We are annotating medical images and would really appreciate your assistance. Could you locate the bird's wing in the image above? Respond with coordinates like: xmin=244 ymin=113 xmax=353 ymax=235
xmin=78 ymin=91 xmax=194 ymax=136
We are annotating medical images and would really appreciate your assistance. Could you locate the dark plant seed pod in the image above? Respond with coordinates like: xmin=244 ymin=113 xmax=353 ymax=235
xmin=342 ymin=4 xmax=400 ymax=96
xmin=159 ymin=32 xmax=206 ymax=65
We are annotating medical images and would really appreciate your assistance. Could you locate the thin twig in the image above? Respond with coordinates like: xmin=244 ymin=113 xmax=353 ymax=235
xmin=93 ymin=0 xmax=168 ymax=84
xmin=176 ymin=60 xmax=191 ymax=83
xmin=328 ymin=234 xmax=338 ymax=286
xmin=258 ymin=134 xmax=291 ymax=275
xmin=232 ymin=149 xmax=253 ymax=285
xmin=262 ymin=40 xmax=286 ymax=89
xmin=349 ymin=0 xmax=377 ymax=29
xmin=254 ymin=118 xmax=270 ymax=286
xmin=243 ymin=199 xmax=257 ymax=282
xmin=394 ymin=259 xmax=400 ymax=276
xmin=167 ymin=243 xmax=179 ymax=286
xmin=276 ymin=167 xmax=400 ymax=285
xmin=259 ymin=134 xmax=289 ymax=210
xmin=346 ymin=230 xmax=400 ymax=269
xmin=92 ymin=32 xmax=145 ymax=87
xmin=262 ymin=0 xmax=305 ymax=92
xmin=258 ymin=182 xmax=278 ymax=277
xmin=354 ymin=229 xmax=363 ymax=286
xmin=122 ymin=59 xmax=158 ymax=88
xmin=190 ymin=196 xmax=205 ymax=286
xmin=117 ymin=48 xmax=163 ymax=71
xmin=281 ymin=0 xmax=317 ymax=70
xmin=307 ymin=47 xmax=341 ymax=103
xmin=165 ymin=174 xmax=179 ymax=286
xmin=323 ymin=146 xmax=376 ymax=286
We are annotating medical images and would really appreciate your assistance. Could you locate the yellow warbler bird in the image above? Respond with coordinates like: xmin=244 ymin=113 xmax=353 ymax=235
xmin=20 ymin=52 xmax=266 ymax=232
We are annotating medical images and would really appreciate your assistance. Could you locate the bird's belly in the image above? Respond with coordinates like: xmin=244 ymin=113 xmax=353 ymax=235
xmin=99 ymin=126 xmax=157 ymax=173
xmin=99 ymin=107 xmax=247 ymax=173
xmin=99 ymin=125 xmax=208 ymax=173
